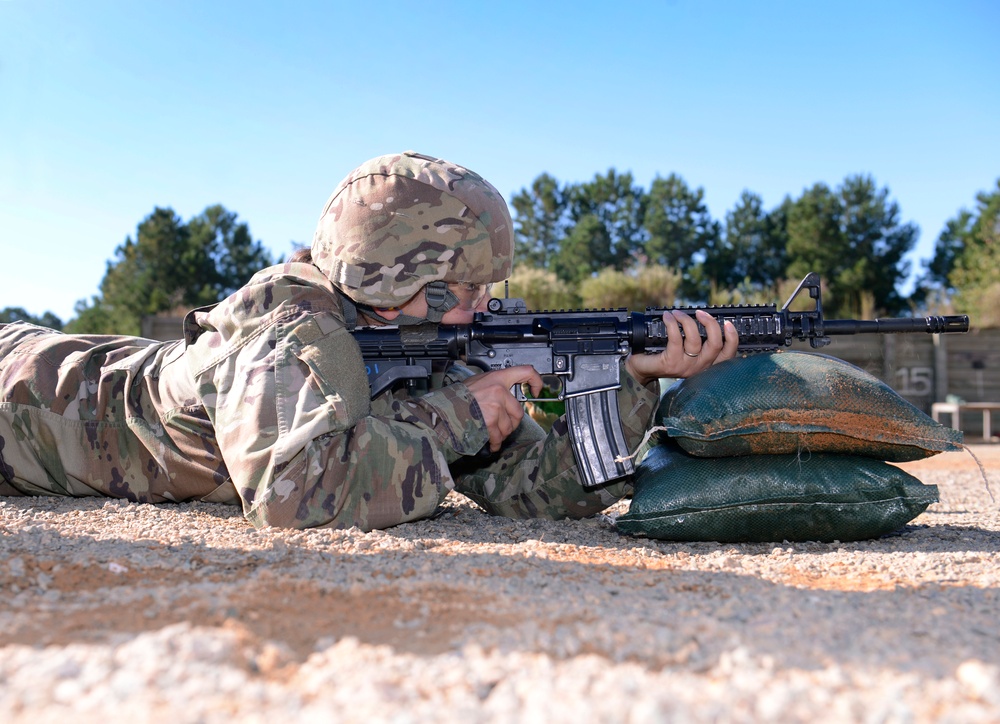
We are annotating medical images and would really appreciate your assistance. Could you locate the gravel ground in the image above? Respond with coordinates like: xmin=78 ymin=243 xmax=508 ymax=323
xmin=1 ymin=446 xmax=998 ymax=723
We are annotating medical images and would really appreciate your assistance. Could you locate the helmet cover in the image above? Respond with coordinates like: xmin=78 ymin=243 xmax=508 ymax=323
xmin=311 ymin=151 xmax=514 ymax=308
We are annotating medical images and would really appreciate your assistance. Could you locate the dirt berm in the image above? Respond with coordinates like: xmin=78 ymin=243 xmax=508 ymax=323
xmin=1 ymin=446 xmax=998 ymax=722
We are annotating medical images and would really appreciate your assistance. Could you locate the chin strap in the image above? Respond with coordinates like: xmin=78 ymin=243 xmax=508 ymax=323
xmin=336 ymin=291 xmax=360 ymax=330
xmin=338 ymin=281 xmax=461 ymax=328
xmin=421 ymin=281 xmax=460 ymax=323
xmin=365 ymin=309 xmax=431 ymax=326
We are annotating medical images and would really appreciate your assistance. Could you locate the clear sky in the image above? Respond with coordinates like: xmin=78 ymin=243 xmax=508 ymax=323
xmin=2 ymin=0 xmax=998 ymax=322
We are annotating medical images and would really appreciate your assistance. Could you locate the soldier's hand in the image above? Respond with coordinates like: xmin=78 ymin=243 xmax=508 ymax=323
xmin=624 ymin=310 xmax=739 ymax=386
xmin=464 ymin=365 xmax=543 ymax=452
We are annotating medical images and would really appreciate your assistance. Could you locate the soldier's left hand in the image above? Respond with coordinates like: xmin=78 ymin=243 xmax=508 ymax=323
xmin=624 ymin=310 xmax=738 ymax=386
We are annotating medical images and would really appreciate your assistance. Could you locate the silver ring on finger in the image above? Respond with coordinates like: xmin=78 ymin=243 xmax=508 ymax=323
xmin=683 ymin=350 xmax=700 ymax=358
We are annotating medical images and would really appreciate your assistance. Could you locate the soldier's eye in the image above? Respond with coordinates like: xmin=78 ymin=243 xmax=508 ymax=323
xmin=449 ymin=282 xmax=492 ymax=310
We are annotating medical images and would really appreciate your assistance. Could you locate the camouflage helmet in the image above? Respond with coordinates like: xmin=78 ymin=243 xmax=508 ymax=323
xmin=311 ymin=151 xmax=514 ymax=309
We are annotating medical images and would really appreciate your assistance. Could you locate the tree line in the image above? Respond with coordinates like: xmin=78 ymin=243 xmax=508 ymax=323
xmin=0 ymin=205 xmax=276 ymax=335
xmin=509 ymin=171 xmax=999 ymax=322
xmin=2 ymin=175 xmax=998 ymax=333
xmin=515 ymin=171 xmax=894 ymax=316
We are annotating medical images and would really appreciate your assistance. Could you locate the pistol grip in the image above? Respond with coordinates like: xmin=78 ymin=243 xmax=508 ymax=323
xmin=565 ymin=390 xmax=634 ymax=488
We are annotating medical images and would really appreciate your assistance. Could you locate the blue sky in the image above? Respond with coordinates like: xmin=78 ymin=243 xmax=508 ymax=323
xmin=2 ymin=0 xmax=998 ymax=322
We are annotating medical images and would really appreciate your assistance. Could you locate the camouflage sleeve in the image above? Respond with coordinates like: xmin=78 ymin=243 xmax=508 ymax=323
xmin=205 ymin=309 xmax=498 ymax=532
xmin=448 ymin=362 xmax=661 ymax=520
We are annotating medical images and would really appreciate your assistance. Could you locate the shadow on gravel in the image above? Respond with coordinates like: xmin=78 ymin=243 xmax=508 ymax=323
xmin=1 ymin=507 xmax=997 ymax=680
xmin=383 ymin=510 xmax=1000 ymax=555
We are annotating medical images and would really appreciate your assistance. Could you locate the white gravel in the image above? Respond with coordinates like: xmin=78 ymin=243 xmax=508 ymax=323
xmin=0 ymin=448 xmax=998 ymax=723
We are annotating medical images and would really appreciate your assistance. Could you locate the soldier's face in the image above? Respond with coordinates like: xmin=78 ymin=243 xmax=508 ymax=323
xmin=450 ymin=282 xmax=493 ymax=312
xmin=377 ymin=282 xmax=492 ymax=325
xmin=435 ymin=283 xmax=493 ymax=324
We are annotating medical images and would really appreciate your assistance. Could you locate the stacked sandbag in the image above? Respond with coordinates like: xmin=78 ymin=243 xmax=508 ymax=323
xmin=615 ymin=352 xmax=962 ymax=543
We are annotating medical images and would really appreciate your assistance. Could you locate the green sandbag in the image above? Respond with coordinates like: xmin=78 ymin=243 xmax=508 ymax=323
xmin=616 ymin=444 xmax=939 ymax=543
xmin=655 ymin=351 xmax=963 ymax=462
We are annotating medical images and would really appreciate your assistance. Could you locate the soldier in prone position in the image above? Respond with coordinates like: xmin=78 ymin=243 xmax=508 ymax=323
xmin=0 ymin=152 xmax=738 ymax=531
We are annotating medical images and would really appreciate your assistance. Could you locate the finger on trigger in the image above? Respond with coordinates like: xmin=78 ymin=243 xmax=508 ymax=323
xmin=527 ymin=369 xmax=544 ymax=397
xmin=509 ymin=365 xmax=544 ymax=397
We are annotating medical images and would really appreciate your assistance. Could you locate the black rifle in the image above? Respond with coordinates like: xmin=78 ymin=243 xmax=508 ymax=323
xmin=352 ymin=272 xmax=969 ymax=489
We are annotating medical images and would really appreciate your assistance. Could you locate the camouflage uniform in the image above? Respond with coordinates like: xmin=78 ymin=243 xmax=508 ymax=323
xmin=0 ymin=151 xmax=662 ymax=530
xmin=0 ymin=264 xmax=660 ymax=530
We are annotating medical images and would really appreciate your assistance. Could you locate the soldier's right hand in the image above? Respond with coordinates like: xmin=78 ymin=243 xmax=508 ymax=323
xmin=464 ymin=365 xmax=543 ymax=452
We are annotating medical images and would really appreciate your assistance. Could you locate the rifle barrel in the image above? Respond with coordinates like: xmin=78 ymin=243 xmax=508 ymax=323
xmin=822 ymin=315 xmax=969 ymax=335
